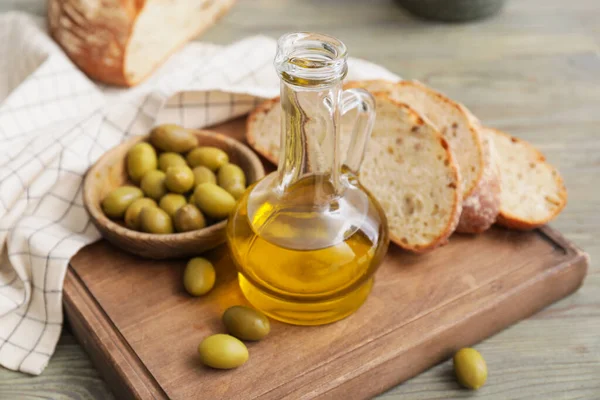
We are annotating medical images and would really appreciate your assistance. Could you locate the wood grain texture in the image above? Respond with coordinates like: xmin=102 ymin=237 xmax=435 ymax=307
xmin=64 ymin=225 xmax=587 ymax=400
xmin=83 ymin=129 xmax=264 ymax=259
xmin=1 ymin=0 xmax=599 ymax=399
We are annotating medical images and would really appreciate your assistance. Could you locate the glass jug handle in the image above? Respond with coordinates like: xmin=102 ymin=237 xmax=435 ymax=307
xmin=341 ymin=88 xmax=376 ymax=176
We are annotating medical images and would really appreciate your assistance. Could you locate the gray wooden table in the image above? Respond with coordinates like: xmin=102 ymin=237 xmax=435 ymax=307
xmin=1 ymin=0 xmax=599 ymax=399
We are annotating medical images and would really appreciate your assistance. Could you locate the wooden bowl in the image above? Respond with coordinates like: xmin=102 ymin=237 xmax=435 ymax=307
xmin=83 ymin=130 xmax=265 ymax=259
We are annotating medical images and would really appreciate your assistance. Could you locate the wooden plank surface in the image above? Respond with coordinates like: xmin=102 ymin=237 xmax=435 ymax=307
xmin=64 ymin=224 xmax=587 ymax=400
xmin=1 ymin=0 xmax=599 ymax=399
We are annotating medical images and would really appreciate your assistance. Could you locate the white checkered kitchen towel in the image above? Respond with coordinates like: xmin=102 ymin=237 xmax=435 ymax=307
xmin=0 ymin=12 xmax=399 ymax=375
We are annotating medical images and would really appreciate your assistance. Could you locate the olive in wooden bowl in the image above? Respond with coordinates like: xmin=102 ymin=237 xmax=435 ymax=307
xmin=83 ymin=127 xmax=265 ymax=259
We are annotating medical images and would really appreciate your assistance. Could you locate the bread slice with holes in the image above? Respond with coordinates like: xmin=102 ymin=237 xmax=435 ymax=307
xmin=247 ymin=93 xmax=461 ymax=252
xmin=485 ymin=127 xmax=567 ymax=230
xmin=345 ymin=80 xmax=500 ymax=233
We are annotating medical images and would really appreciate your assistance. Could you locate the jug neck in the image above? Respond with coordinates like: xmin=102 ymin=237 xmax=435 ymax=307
xmin=274 ymin=33 xmax=349 ymax=195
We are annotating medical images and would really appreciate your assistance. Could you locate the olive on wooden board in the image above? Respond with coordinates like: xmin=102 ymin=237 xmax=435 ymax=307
xmin=194 ymin=183 xmax=236 ymax=220
xmin=127 ymin=142 xmax=157 ymax=183
xmin=124 ymin=198 xmax=157 ymax=230
xmin=192 ymin=165 xmax=217 ymax=186
xmin=149 ymin=124 xmax=197 ymax=153
xmin=159 ymin=193 xmax=187 ymax=219
xmin=187 ymin=147 xmax=229 ymax=171
xmin=218 ymin=163 xmax=246 ymax=187
xmin=183 ymin=257 xmax=216 ymax=296
xmin=101 ymin=186 xmax=143 ymax=219
xmin=223 ymin=305 xmax=270 ymax=341
xmin=165 ymin=165 xmax=195 ymax=194
xmin=174 ymin=204 xmax=206 ymax=232
xmin=140 ymin=170 xmax=168 ymax=201
xmin=453 ymin=348 xmax=487 ymax=390
xmin=139 ymin=207 xmax=174 ymax=234
xmin=198 ymin=334 xmax=248 ymax=370
xmin=158 ymin=152 xmax=187 ymax=172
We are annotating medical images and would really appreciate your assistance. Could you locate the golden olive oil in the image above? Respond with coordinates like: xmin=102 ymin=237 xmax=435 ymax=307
xmin=227 ymin=175 xmax=388 ymax=325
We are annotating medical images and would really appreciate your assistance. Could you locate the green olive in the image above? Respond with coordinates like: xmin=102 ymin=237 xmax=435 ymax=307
xmin=194 ymin=183 xmax=236 ymax=220
xmin=453 ymin=348 xmax=487 ymax=390
xmin=158 ymin=193 xmax=187 ymax=218
xmin=217 ymin=163 xmax=246 ymax=187
xmin=140 ymin=170 xmax=167 ymax=200
xmin=101 ymin=186 xmax=143 ymax=219
xmin=198 ymin=334 xmax=248 ymax=370
xmin=187 ymin=147 xmax=229 ymax=171
xmin=165 ymin=166 xmax=195 ymax=194
xmin=149 ymin=124 xmax=197 ymax=153
xmin=183 ymin=257 xmax=215 ymax=296
xmin=158 ymin=152 xmax=187 ymax=172
xmin=139 ymin=207 xmax=174 ymax=234
xmin=192 ymin=166 xmax=217 ymax=186
xmin=222 ymin=182 xmax=246 ymax=200
xmin=127 ymin=142 xmax=157 ymax=183
xmin=124 ymin=198 xmax=157 ymax=230
xmin=188 ymin=192 xmax=196 ymax=204
xmin=223 ymin=305 xmax=270 ymax=341
xmin=174 ymin=204 xmax=206 ymax=232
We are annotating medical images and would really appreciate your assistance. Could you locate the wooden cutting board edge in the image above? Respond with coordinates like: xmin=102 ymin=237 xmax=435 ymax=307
xmin=64 ymin=270 xmax=169 ymax=400
xmin=63 ymin=225 xmax=588 ymax=400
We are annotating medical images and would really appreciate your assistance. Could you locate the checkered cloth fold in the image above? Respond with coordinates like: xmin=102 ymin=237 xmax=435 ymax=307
xmin=0 ymin=12 xmax=399 ymax=375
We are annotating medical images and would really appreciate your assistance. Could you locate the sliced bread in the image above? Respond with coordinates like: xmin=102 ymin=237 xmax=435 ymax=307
xmin=247 ymin=93 xmax=461 ymax=253
xmin=485 ymin=127 xmax=567 ymax=230
xmin=345 ymin=80 xmax=500 ymax=233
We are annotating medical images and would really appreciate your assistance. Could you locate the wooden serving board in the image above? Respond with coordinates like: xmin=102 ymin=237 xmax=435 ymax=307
xmin=63 ymin=119 xmax=589 ymax=400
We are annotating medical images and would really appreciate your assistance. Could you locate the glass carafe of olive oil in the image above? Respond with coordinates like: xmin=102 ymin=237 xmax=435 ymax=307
xmin=227 ymin=32 xmax=389 ymax=325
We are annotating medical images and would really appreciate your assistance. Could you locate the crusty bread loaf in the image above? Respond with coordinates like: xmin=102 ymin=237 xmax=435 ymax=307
xmin=48 ymin=0 xmax=236 ymax=87
xmin=345 ymin=80 xmax=500 ymax=233
xmin=485 ymin=127 xmax=567 ymax=230
xmin=247 ymin=94 xmax=461 ymax=253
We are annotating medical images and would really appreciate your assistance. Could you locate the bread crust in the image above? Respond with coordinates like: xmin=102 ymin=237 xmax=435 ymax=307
xmin=48 ymin=0 xmax=236 ymax=87
xmin=455 ymin=109 xmax=501 ymax=233
xmin=487 ymin=128 xmax=567 ymax=230
xmin=456 ymin=131 xmax=501 ymax=233
xmin=246 ymin=95 xmax=462 ymax=253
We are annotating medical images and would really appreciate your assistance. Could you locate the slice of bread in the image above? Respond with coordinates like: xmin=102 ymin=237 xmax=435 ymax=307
xmin=247 ymin=93 xmax=461 ymax=253
xmin=345 ymin=80 xmax=500 ymax=233
xmin=48 ymin=0 xmax=236 ymax=86
xmin=485 ymin=127 xmax=567 ymax=230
